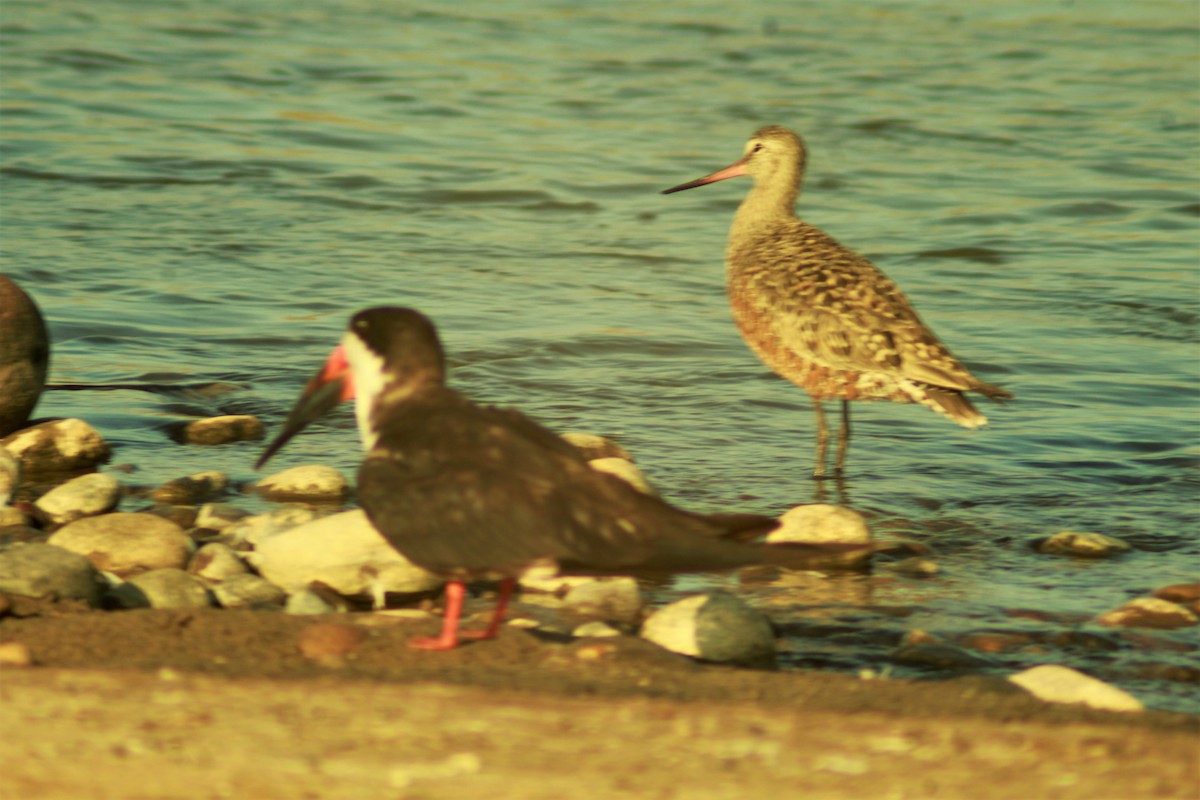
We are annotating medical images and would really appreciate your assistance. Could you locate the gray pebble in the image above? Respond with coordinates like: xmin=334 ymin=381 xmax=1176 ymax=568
xmin=1036 ymin=530 xmax=1132 ymax=558
xmin=150 ymin=470 xmax=229 ymax=505
xmin=255 ymin=465 xmax=349 ymax=502
xmin=0 ymin=542 xmax=103 ymax=604
xmin=181 ymin=415 xmax=264 ymax=445
xmin=112 ymin=568 xmax=213 ymax=609
xmin=1 ymin=418 xmax=111 ymax=473
xmin=48 ymin=512 xmax=193 ymax=576
xmin=211 ymin=573 xmax=287 ymax=608
xmin=641 ymin=590 xmax=776 ymax=666
xmin=34 ymin=472 xmax=121 ymax=527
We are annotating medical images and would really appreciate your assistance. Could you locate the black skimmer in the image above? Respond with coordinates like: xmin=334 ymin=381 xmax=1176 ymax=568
xmin=258 ymin=307 xmax=869 ymax=650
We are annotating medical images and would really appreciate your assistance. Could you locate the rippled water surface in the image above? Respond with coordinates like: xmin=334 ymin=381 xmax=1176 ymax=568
xmin=2 ymin=1 xmax=1197 ymax=711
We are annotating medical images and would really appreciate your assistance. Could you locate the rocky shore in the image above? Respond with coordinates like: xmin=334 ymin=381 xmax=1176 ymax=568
xmin=0 ymin=412 xmax=1197 ymax=798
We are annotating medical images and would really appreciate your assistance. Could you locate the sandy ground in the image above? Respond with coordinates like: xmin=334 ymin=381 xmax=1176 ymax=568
xmin=0 ymin=603 xmax=1196 ymax=800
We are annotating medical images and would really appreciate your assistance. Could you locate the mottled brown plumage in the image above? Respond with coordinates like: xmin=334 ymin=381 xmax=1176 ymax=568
xmin=664 ymin=125 xmax=1011 ymax=476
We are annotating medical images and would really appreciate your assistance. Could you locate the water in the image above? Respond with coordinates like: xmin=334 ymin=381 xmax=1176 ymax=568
xmin=2 ymin=1 xmax=1197 ymax=711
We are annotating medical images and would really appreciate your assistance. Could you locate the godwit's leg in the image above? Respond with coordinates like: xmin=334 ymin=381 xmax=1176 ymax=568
xmin=409 ymin=580 xmax=466 ymax=650
xmin=835 ymin=400 xmax=851 ymax=474
xmin=812 ymin=398 xmax=829 ymax=478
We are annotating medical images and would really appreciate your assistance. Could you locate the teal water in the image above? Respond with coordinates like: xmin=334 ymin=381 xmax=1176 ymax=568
xmin=2 ymin=1 xmax=1197 ymax=711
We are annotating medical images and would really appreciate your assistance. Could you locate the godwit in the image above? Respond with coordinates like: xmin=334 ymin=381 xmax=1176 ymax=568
xmin=257 ymin=307 xmax=869 ymax=650
xmin=663 ymin=125 xmax=1012 ymax=477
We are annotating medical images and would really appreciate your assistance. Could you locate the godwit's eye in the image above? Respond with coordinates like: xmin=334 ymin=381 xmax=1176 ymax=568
xmin=751 ymin=143 xmax=764 ymax=154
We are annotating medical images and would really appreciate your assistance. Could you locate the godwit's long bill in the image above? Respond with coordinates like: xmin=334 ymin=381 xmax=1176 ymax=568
xmin=663 ymin=126 xmax=1011 ymax=477
xmin=257 ymin=307 xmax=871 ymax=650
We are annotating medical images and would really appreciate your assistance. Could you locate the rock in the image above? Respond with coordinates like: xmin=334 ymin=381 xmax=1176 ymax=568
xmin=1035 ymin=530 xmax=1132 ymax=557
xmin=255 ymin=465 xmax=349 ymax=503
xmin=0 ymin=446 xmax=21 ymax=505
xmin=1009 ymin=665 xmax=1144 ymax=712
xmin=150 ymin=471 xmax=229 ymax=504
xmin=188 ymin=542 xmax=249 ymax=582
xmin=298 ymin=622 xmax=365 ymax=667
xmin=48 ymin=512 xmax=193 ymax=576
xmin=113 ymin=568 xmax=212 ymax=609
xmin=0 ymin=641 xmax=33 ymax=668
xmin=0 ymin=505 xmax=32 ymax=530
xmin=563 ymin=577 xmax=643 ymax=622
xmin=960 ymin=632 xmax=1033 ymax=654
xmin=561 ymin=432 xmax=633 ymax=461
xmin=180 ymin=415 xmax=264 ymax=445
xmin=0 ymin=276 xmax=49 ymax=437
xmin=249 ymin=510 xmax=441 ymax=603
xmin=194 ymin=502 xmax=251 ymax=533
xmin=33 ymin=472 xmax=121 ymax=527
xmin=223 ymin=506 xmax=324 ymax=547
xmin=892 ymin=642 xmax=997 ymax=670
xmin=1152 ymin=583 xmax=1200 ymax=605
xmin=1 ymin=418 xmax=111 ymax=473
xmin=1096 ymin=597 xmax=1197 ymax=629
xmin=572 ymin=620 xmax=623 ymax=638
xmin=211 ymin=573 xmax=286 ymax=608
xmin=0 ymin=542 xmax=103 ymax=604
xmin=640 ymin=590 xmax=776 ymax=666
xmin=285 ymin=588 xmax=346 ymax=615
xmin=588 ymin=458 xmax=655 ymax=495
xmin=768 ymin=504 xmax=871 ymax=545
xmin=888 ymin=557 xmax=941 ymax=578
xmin=144 ymin=504 xmax=198 ymax=531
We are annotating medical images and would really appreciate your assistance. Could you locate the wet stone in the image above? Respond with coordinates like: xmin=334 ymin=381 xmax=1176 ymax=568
xmin=255 ymin=465 xmax=349 ymax=503
xmin=768 ymin=504 xmax=871 ymax=545
xmin=960 ymin=632 xmax=1033 ymax=654
xmin=112 ymin=568 xmax=213 ymax=609
xmin=150 ymin=471 xmax=229 ymax=505
xmin=1035 ymin=530 xmax=1132 ymax=558
xmin=888 ymin=557 xmax=941 ymax=578
xmin=194 ymin=502 xmax=251 ymax=533
xmin=33 ymin=472 xmax=121 ymax=527
xmin=48 ymin=512 xmax=193 ymax=577
xmin=1152 ymin=583 xmax=1200 ymax=605
xmin=0 ymin=446 xmax=20 ymax=505
xmin=1009 ymin=664 xmax=1144 ymax=712
xmin=0 ymin=542 xmax=103 ymax=605
xmin=249 ymin=510 xmax=441 ymax=603
xmin=561 ymin=432 xmax=633 ymax=461
xmin=1 ymin=418 xmax=111 ymax=474
xmin=587 ymin=458 xmax=655 ymax=495
xmin=188 ymin=542 xmax=249 ymax=582
xmin=892 ymin=641 xmax=997 ymax=671
xmin=144 ymin=504 xmax=199 ymax=531
xmin=641 ymin=590 xmax=776 ymax=666
xmin=1096 ymin=597 xmax=1198 ymax=629
xmin=180 ymin=415 xmax=264 ymax=446
xmin=211 ymin=573 xmax=287 ymax=608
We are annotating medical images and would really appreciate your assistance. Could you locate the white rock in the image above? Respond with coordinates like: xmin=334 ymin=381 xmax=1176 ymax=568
xmin=0 ymin=446 xmax=20 ymax=505
xmin=573 ymin=621 xmax=623 ymax=638
xmin=1096 ymin=597 xmax=1197 ymax=629
xmin=249 ymin=510 xmax=442 ymax=601
xmin=34 ymin=472 xmax=121 ymax=526
xmin=588 ymin=458 xmax=655 ymax=495
xmin=641 ymin=590 xmax=776 ymax=665
xmin=187 ymin=542 xmax=249 ymax=582
xmin=768 ymin=504 xmax=871 ymax=545
xmin=0 ymin=542 xmax=102 ymax=604
xmin=1037 ymin=530 xmax=1132 ymax=558
xmin=285 ymin=588 xmax=346 ymax=615
xmin=114 ymin=568 xmax=213 ymax=609
xmin=561 ymin=432 xmax=633 ymax=461
xmin=0 ymin=418 xmax=111 ymax=473
xmin=1009 ymin=665 xmax=1144 ymax=712
xmin=211 ymin=573 xmax=287 ymax=608
xmin=256 ymin=465 xmax=349 ymax=502
xmin=564 ymin=577 xmax=643 ymax=622
xmin=223 ymin=506 xmax=324 ymax=547
xmin=48 ymin=512 xmax=193 ymax=576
